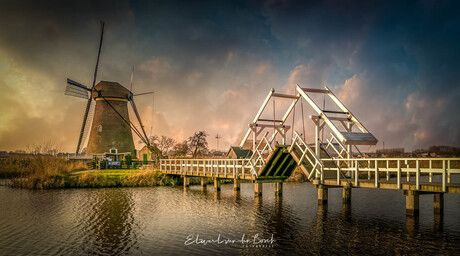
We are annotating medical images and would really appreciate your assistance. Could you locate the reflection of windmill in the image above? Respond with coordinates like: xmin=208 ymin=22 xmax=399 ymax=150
xmin=65 ymin=22 xmax=152 ymax=155
xmin=215 ymin=134 xmax=222 ymax=151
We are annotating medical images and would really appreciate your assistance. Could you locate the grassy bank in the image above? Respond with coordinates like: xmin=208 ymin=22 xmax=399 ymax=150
xmin=10 ymin=169 xmax=210 ymax=189
xmin=0 ymin=155 xmax=209 ymax=189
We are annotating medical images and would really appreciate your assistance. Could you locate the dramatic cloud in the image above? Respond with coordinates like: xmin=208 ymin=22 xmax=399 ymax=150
xmin=0 ymin=0 xmax=459 ymax=152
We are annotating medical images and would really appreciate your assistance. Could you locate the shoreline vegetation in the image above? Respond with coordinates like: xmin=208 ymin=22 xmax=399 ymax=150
xmin=3 ymin=154 xmax=457 ymax=190
xmin=0 ymin=155 xmax=187 ymax=189
xmin=0 ymin=155 xmax=308 ymax=190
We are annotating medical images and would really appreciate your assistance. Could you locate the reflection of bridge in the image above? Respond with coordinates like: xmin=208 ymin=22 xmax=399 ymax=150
xmin=161 ymin=84 xmax=460 ymax=216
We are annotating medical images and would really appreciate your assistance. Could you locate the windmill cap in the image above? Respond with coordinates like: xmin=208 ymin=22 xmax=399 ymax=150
xmin=92 ymin=81 xmax=131 ymax=99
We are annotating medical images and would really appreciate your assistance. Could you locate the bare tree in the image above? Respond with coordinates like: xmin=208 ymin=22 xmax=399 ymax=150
xmin=27 ymin=140 xmax=63 ymax=156
xmin=157 ymin=136 xmax=176 ymax=156
xmin=144 ymin=135 xmax=176 ymax=157
xmin=172 ymin=141 xmax=189 ymax=156
xmin=188 ymin=131 xmax=209 ymax=157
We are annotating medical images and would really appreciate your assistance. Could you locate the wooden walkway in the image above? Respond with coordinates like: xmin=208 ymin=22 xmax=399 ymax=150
xmin=160 ymin=152 xmax=460 ymax=215
xmin=319 ymin=178 xmax=460 ymax=194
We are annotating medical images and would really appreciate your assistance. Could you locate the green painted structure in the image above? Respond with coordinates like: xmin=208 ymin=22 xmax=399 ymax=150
xmin=257 ymin=146 xmax=297 ymax=182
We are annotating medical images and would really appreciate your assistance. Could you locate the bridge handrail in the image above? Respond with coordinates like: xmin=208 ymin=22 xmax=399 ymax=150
xmin=325 ymin=132 xmax=348 ymax=159
xmin=321 ymin=157 xmax=460 ymax=191
xmin=289 ymin=131 xmax=324 ymax=182
xmin=160 ymin=158 xmax=257 ymax=179
xmin=245 ymin=131 xmax=274 ymax=177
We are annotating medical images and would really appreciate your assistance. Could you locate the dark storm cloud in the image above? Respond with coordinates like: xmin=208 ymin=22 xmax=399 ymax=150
xmin=0 ymin=0 xmax=459 ymax=151
xmin=261 ymin=0 xmax=460 ymax=149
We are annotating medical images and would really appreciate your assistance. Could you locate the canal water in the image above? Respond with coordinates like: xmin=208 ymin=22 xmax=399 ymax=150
xmin=1 ymin=182 xmax=459 ymax=255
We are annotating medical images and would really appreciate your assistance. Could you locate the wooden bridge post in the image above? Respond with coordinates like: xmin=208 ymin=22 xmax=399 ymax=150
xmin=183 ymin=176 xmax=190 ymax=188
xmin=201 ymin=177 xmax=207 ymax=190
xmin=254 ymin=182 xmax=263 ymax=196
xmin=275 ymin=182 xmax=283 ymax=196
xmin=434 ymin=193 xmax=444 ymax=215
xmin=342 ymin=184 xmax=352 ymax=204
xmin=234 ymin=179 xmax=240 ymax=191
xmin=214 ymin=178 xmax=221 ymax=191
xmin=405 ymin=190 xmax=419 ymax=216
xmin=318 ymin=185 xmax=328 ymax=204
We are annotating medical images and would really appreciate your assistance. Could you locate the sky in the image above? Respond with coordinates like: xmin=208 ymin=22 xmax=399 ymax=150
xmin=0 ymin=0 xmax=459 ymax=153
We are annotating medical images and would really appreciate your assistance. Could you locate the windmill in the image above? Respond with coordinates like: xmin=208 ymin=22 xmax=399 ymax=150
xmin=65 ymin=22 xmax=152 ymax=155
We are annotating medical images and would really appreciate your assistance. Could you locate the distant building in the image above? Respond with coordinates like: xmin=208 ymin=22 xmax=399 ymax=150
xmin=138 ymin=146 xmax=154 ymax=164
xmin=227 ymin=147 xmax=253 ymax=159
xmin=376 ymin=148 xmax=405 ymax=154
xmin=209 ymin=150 xmax=226 ymax=157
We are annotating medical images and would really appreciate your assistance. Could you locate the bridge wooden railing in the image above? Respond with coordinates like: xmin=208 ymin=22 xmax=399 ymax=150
xmin=289 ymin=131 xmax=324 ymax=181
xmin=324 ymin=132 xmax=348 ymax=159
xmin=160 ymin=158 xmax=259 ymax=180
xmin=245 ymin=131 xmax=274 ymax=177
xmin=321 ymin=157 xmax=460 ymax=192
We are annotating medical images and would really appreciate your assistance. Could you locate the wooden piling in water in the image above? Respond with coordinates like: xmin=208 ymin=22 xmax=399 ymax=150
xmin=214 ymin=178 xmax=221 ymax=191
xmin=183 ymin=176 xmax=190 ymax=188
xmin=275 ymin=182 xmax=283 ymax=196
xmin=342 ymin=185 xmax=351 ymax=204
xmin=434 ymin=193 xmax=444 ymax=215
xmin=234 ymin=179 xmax=240 ymax=191
xmin=254 ymin=182 xmax=263 ymax=196
xmin=405 ymin=190 xmax=419 ymax=216
xmin=318 ymin=185 xmax=328 ymax=204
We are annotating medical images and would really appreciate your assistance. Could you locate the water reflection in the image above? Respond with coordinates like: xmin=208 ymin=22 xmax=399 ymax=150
xmin=341 ymin=203 xmax=352 ymax=222
xmin=434 ymin=213 xmax=443 ymax=233
xmin=82 ymin=189 xmax=136 ymax=255
xmin=234 ymin=190 xmax=240 ymax=199
xmin=1 ymin=183 xmax=460 ymax=255
xmin=214 ymin=190 xmax=221 ymax=201
xmin=405 ymin=215 xmax=419 ymax=234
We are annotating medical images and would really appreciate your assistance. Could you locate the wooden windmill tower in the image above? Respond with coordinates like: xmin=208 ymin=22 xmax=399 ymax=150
xmin=65 ymin=22 xmax=152 ymax=155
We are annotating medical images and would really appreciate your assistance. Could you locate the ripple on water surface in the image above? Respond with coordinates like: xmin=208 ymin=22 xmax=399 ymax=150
xmin=0 ymin=183 xmax=459 ymax=255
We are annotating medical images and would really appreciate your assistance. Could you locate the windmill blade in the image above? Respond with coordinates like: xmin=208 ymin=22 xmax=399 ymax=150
xmin=79 ymin=99 xmax=96 ymax=153
xmin=133 ymin=91 xmax=154 ymax=97
xmin=65 ymin=79 xmax=89 ymax=99
xmin=130 ymin=99 xmax=150 ymax=144
xmin=91 ymin=21 xmax=105 ymax=89
xmin=67 ymin=78 xmax=89 ymax=90
xmin=76 ymin=97 xmax=94 ymax=154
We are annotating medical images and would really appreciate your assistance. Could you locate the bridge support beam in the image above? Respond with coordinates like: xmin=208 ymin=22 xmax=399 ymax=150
xmin=183 ymin=176 xmax=190 ymax=188
xmin=318 ymin=185 xmax=328 ymax=204
xmin=405 ymin=190 xmax=419 ymax=216
xmin=275 ymin=182 xmax=283 ymax=196
xmin=234 ymin=179 xmax=240 ymax=191
xmin=342 ymin=184 xmax=352 ymax=204
xmin=254 ymin=182 xmax=263 ymax=196
xmin=434 ymin=193 xmax=444 ymax=215
xmin=201 ymin=178 xmax=207 ymax=190
xmin=214 ymin=178 xmax=221 ymax=191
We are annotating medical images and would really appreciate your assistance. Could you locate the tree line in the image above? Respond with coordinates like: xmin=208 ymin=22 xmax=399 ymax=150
xmin=144 ymin=131 xmax=212 ymax=162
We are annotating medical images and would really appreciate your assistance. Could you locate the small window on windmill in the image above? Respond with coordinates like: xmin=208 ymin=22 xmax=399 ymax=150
xmin=98 ymin=125 xmax=103 ymax=133
xmin=110 ymin=148 xmax=118 ymax=154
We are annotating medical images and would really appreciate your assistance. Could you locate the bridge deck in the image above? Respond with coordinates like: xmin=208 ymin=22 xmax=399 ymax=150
xmin=160 ymin=154 xmax=460 ymax=194
xmin=317 ymin=178 xmax=460 ymax=193
xmin=162 ymin=169 xmax=255 ymax=181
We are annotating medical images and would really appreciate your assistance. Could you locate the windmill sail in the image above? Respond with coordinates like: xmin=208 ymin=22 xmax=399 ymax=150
xmin=76 ymin=97 xmax=93 ymax=153
xmin=65 ymin=79 xmax=89 ymax=99
xmin=79 ymin=99 xmax=95 ymax=153
xmin=75 ymin=22 xmax=105 ymax=154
